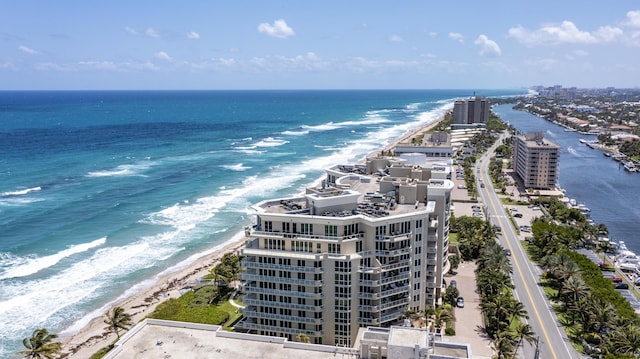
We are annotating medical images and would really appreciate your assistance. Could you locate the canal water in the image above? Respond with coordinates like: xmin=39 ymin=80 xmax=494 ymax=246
xmin=494 ymin=104 xmax=640 ymax=253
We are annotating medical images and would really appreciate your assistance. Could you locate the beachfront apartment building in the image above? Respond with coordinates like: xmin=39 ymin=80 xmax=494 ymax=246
xmin=452 ymin=96 xmax=489 ymax=128
xmin=512 ymin=132 xmax=560 ymax=190
xmin=237 ymin=158 xmax=453 ymax=347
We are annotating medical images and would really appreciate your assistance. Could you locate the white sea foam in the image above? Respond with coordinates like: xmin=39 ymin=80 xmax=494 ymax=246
xmin=1 ymin=186 xmax=42 ymax=197
xmin=281 ymin=130 xmax=310 ymax=136
xmin=254 ymin=137 xmax=289 ymax=147
xmin=86 ymin=162 xmax=155 ymax=178
xmin=0 ymin=240 xmax=162 ymax=344
xmin=282 ymin=118 xmax=392 ymax=137
xmin=0 ymin=237 xmax=106 ymax=280
xmin=221 ymin=163 xmax=251 ymax=171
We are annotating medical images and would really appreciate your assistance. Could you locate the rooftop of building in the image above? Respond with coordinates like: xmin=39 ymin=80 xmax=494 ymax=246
xmin=253 ymin=161 xmax=452 ymax=219
xmin=104 ymin=320 xmax=471 ymax=359
xmin=103 ymin=319 xmax=359 ymax=359
xmin=516 ymin=132 xmax=560 ymax=149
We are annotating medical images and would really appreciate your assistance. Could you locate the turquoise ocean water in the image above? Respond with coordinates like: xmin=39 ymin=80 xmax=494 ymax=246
xmin=0 ymin=90 xmax=521 ymax=357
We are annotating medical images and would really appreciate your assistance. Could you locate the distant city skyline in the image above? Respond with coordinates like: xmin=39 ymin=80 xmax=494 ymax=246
xmin=2 ymin=1 xmax=640 ymax=90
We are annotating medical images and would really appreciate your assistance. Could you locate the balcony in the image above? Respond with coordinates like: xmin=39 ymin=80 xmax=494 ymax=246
xmin=243 ymin=261 xmax=323 ymax=273
xmin=243 ymin=285 xmax=323 ymax=299
xmin=375 ymin=232 xmax=411 ymax=243
xmin=240 ymin=273 xmax=322 ymax=287
xmin=380 ymin=297 xmax=408 ymax=310
xmin=381 ymin=284 xmax=409 ymax=298
xmin=380 ymin=272 xmax=410 ymax=285
xmin=358 ymin=317 xmax=380 ymax=325
xmin=243 ymin=309 xmax=323 ymax=324
xmin=376 ymin=247 xmax=411 ymax=257
xmin=236 ymin=320 xmax=323 ymax=337
xmin=243 ymin=299 xmax=322 ymax=312
xmin=251 ymin=230 xmax=365 ymax=242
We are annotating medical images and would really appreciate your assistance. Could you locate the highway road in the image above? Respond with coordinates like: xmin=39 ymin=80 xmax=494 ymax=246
xmin=474 ymin=132 xmax=583 ymax=359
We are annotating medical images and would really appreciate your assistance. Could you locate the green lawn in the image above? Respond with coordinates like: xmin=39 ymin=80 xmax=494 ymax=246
xmin=148 ymin=286 xmax=240 ymax=327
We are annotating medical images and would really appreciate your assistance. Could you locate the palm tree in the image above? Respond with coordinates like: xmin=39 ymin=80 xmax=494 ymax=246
xmin=104 ymin=306 xmax=133 ymax=340
xmin=296 ymin=333 xmax=311 ymax=343
xmin=513 ymin=322 xmax=536 ymax=357
xmin=491 ymin=330 xmax=516 ymax=359
xmin=506 ymin=300 xmax=529 ymax=325
xmin=609 ymin=324 xmax=640 ymax=357
xmin=561 ymin=275 xmax=588 ymax=315
xmin=20 ymin=328 xmax=62 ymax=359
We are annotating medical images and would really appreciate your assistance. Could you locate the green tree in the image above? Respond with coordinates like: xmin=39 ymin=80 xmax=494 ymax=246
xmin=513 ymin=322 xmax=536 ymax=357
xmin=443 ymin=286 xmax=460 ymax=306
xmin=448 ymin=254 xmax=461 ymax=274
xmin=20 ymin=328 xmax=62 ymax=359
xmin=104 ymin=306 xmax=133 ymax=340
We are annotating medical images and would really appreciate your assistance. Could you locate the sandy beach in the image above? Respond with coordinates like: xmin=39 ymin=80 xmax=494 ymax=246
xmin=61 ymin=238 xmax=246 ymax=358
xmin=60 ymin=113 xmax=448 ymax=358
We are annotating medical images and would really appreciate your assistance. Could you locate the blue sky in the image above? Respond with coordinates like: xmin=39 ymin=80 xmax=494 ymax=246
xmin=2 ymin=1 xmax=640 ymax=90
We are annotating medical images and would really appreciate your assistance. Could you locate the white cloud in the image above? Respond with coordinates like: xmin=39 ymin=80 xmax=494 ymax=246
xmin=250 ymin=52 xmax=327 ymax=71
xmin=146 ymin=27 xmax=160 ymax=38
xmin=508 ymin=21 xmax=598 ymax=45
xmin=594 ymin=26 xmax=623 ymax=42
xmin=474 ymin=35 xmax=501 ymax=57
xmin=428 ymin=32 xmax=437 ymax=38
xmin=448 ymin=32 xmax=464 ymax=43
xmin=257 ymin=19 xmax=295 ymax=39
xmin=564 ymin=49 xmax=589 ymax=61
xmin=0 ymin=61 xmax=16 ymax=70
xmin=389 ymin=34 xmax=403 ymax=42
xmin=185 ymin=58 xmax=237 ymax=70
xmin=154 ymin=51 xmax=173 ymax=62
xmin=19 ymin=45 xmax=39 ymax=54
xmin=187 ymin=31 xmax=200 ymax=40
xmin=125 ymin=26 xmax=137 ymax=35
xmin=35 ymin=60 xmax=159 ymax=72
xmin=624 ymin=10 xmax=640 ymax=28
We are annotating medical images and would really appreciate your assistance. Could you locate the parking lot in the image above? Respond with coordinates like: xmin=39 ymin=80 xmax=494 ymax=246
xmin=578 ymin=249 xmax=640 ymax=312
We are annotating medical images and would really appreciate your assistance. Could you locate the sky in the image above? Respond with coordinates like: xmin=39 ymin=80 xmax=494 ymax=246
xmin=1 ymin=1 xmax=640 ymax=90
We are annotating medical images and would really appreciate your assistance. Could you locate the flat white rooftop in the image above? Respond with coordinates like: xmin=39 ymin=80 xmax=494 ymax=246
xmin=104 ymin=319 xmax=358 ymax=359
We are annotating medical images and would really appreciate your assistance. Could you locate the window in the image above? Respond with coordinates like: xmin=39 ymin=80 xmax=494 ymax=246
xmin=356 ymin=240 xmax=363 ymax=253
xmin=264 ymin=221 xmax=273 ymax=232
xmin=301 ymin=223 xmax=313 ymax=235
xmin=325 ymin=225 xmax=338 ymax=237
xmin=328 ymin=243 xmax=341 ymax=254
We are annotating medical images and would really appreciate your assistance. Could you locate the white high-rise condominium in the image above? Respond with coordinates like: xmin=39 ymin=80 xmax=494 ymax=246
xmin=237 ymin=158 xmax=454 ymax=346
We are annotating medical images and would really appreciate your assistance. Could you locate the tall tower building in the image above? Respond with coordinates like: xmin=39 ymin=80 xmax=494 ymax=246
xmin=237 ymin=160 xmax=453 ymax=347
xmin=512 ymin=132 xmax=560 ymax=190
xmin=453 ymin=96 xmax=489 ymax=126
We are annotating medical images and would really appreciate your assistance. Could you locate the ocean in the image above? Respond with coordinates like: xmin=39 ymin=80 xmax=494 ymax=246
xmin=0 ymin=89 xmax=521 ymax=357
xmin=494 ymin=104 xmax=640 ymax=253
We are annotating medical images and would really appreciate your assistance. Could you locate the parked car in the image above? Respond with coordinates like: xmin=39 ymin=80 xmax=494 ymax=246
xmin=611 ymin=276 xmax=623 ymax=283
xmin=514 ymin=213 xmax=523 ymax=218
xmin=615 ymin=283 xmax=629 ymax=290
xmin=456 ymin=297 xmax=464 ymax=308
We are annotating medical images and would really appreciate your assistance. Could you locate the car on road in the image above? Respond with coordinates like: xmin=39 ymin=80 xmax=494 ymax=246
xmin=456 ymin=297 xmax=464 ymax=308
xmin=520 ymin=225 xmax=531 ymax=232
xmin=504 ymin=249 xmax=511 ymax=256
xmin=480 ymin=183 xmax=485 ymax=188
xmin=494 ymin=225 xmax=502 ymax=232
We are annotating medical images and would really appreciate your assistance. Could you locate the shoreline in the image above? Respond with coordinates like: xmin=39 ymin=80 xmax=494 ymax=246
xmin=60 ymin=111 xmax=449 ymax=358
xmin=61 ymin=235 xmax=246 ymax=358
